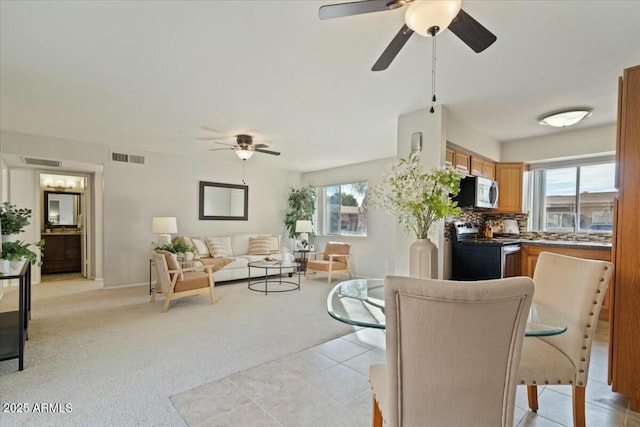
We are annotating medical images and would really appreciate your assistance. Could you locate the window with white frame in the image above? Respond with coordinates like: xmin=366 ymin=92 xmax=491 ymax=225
xmin=524 ymin=158 xmax=617 ymax=232
xmin=318 ymin=182 xmax=368 ymax=237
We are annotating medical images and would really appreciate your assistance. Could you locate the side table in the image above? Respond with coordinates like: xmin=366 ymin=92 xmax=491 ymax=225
xmin=294 ymin=250 xmax=316 ymax=273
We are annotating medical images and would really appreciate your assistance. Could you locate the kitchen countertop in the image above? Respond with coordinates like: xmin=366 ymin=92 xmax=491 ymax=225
xmin=519 ymin=239 xmax=611 ymax=249
xmin=42 ymin=231 xmax=82 ymax=236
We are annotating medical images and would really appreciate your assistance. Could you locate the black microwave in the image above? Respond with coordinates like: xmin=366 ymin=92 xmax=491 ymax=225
xmin=454 ymin=176 xmax=499 ymax=209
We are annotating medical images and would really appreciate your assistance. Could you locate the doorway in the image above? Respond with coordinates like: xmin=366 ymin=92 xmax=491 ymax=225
xmin=39 ymin=172 xmax=91 ymax=281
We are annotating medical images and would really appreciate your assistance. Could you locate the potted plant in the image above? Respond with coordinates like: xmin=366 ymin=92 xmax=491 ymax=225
xmin=1 ymin=239 xmax=45 ymax=268
xmin=283 ymin=185 xmax=317 ymax=239
xmin=0 ymin=202 xmax=32 ymax=238
xmin=368 ymin=152 xmax=465 ymax=278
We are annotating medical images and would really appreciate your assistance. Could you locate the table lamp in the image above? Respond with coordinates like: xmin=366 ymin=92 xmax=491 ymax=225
xmin=152 ymin=217 xmax=177 ymax=245
xmin=295 ymin=220 xmax=313 ymax=248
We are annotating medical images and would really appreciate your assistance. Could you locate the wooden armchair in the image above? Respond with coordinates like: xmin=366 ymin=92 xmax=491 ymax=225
xmin=305 ymin=242 xmax=352 ymax=284
xmin=151 ymin=251 xmax=227 ymax=312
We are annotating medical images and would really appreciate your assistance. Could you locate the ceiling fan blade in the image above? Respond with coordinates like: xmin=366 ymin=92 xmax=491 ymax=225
xmin=319 ymin=0 xmax=400 ymax=20
xmin=448 ymin=8 xmax=497 ymax=53
xmin=211 ymin=140 xmax=236 ymax=147
xmin=255 ymin=148 xmax=281 ymax=156
xmin=254 ymin=143 xmax=269 ymax=149
xmin=208 ymin=148 xmax=234 ymax=152
xmin=372 ymin=24 xmax=414 ymax=71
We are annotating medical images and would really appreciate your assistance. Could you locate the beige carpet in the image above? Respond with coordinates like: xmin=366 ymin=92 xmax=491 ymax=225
xmin=0 ymin=276 xmax=356 ymax=426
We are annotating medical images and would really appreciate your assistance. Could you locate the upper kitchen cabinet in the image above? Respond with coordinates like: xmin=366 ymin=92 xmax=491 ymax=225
xmin=445 ymin=143 xmax=471 ymax=173
xmin=495 ymin=163 xmax=524 ymax=213
xmin=471 ymin=156 xmax=496 ymax=180
xmin=446 ymin=142 xmax=495 ymax=178
xmin=610 ymin=64 xmax=640 ymax=411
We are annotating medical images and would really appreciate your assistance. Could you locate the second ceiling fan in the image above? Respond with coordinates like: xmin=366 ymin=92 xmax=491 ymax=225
xmin=201 ymin=133 xmax=281 ymax=159
xmin=319 ymin=0 xmax=497 ymax=71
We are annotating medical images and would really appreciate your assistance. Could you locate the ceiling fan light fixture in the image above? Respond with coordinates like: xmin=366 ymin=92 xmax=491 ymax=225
xmin=404 ymin=0 xmax=461 ymax=37
xmin=538 ymin=109 xmax=593 ymax=128
xmin=235 ymin=145 xmax=255 ymax=160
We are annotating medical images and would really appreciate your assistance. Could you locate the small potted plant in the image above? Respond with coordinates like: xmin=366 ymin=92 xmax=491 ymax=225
xmin=45 ymin=220 xmax=54 ymax=233
xmin=0 ymin=202 xmax=32 ymax=238
xmin=1 ymin=239 xmax=45 ymax=272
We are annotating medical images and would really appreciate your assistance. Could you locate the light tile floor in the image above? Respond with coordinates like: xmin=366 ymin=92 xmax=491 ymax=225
xmin=172 ymin=321 xmax=640 ymax=426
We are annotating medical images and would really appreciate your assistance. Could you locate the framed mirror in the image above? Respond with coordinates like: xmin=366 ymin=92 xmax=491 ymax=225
xmin=44 ymin=191 xmax=82 ymax=227
xmin=199 ymin=181 xmax=248 ymax=220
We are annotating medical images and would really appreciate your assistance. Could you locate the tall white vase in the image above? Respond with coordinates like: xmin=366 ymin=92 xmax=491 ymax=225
xmin=409 ymin=238 xmax=438 ymax=279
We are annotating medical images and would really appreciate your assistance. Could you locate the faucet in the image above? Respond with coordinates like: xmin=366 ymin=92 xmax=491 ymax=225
xmin=571 ymin=213 xmax=577 ymax=241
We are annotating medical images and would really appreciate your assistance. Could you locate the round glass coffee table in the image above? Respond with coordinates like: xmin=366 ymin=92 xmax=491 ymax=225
xmin=327 ymin=278 xmax=567 ymax=336
xmin=247 ymin=260 xmax=301 ymax=295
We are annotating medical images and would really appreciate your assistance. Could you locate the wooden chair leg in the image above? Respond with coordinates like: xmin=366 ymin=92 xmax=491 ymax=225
xmin=161 ymin=295 xmax=172 ymax=313
xmin=573 ymin=385 xmax=586 ymax=427
xmin=372 ymin=396 xmax=382 ymax=427
xmin=527 ymin=385 xmax=539 ymax=412
xmin=328 ymin=264 xmax=333 ymax=284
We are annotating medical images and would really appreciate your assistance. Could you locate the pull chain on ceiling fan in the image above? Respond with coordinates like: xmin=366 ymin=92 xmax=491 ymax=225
xmin=319 ymin=0 xmax=496 ymax=110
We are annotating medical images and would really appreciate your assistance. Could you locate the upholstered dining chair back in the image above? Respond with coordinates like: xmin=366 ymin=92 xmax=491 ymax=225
xmin=517 ymin=252 xmax=613 ymax=427
xmin=528 ymin=252 xmax=613 ymax=384
xmin=370 ymin=275 xmax=534 ymax=427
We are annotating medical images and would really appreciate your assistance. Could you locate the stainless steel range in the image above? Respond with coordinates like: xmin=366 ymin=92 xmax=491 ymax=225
xmin=451 ymin=221 xmax=521 ymax=280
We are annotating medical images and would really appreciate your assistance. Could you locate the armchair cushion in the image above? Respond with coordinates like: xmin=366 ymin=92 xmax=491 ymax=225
xmin=323 ymin=242 xmax=350 ymax=261
xmin=157 ymin=250 xmax=180 ymax=271
xmin=306 ymin=260 xmax=347 ymax=271
xmin=174 ymin=272 xmax=211 ymax=293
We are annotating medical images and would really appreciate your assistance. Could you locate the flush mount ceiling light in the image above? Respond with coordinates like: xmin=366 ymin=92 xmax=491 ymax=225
xmin=538 ymin=109 xmax=593 ymax=128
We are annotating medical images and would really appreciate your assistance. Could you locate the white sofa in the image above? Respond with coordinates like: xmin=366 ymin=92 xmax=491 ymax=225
xmin=174 ymin=234 xmax=293 ymax=282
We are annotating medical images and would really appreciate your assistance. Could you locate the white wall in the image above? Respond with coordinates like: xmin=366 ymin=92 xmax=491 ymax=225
xmin=445 ymin=109 xmax=502 ymax=161
xmin=1 ymin=130 xmax=300 ymax=287
xmin=395 ymin=106 xmax=447 ymax=277
xmin=501 ymin=124 xmax=616 ymax=162
xmin=302 ymin=158 xmax=397 ymax=278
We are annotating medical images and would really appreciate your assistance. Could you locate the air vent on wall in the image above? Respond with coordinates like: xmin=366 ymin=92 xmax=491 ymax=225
xmin=23 ymin=157 xmax=62 ymax=168
xmin=111 ymin=152 xmax=145 ymax=165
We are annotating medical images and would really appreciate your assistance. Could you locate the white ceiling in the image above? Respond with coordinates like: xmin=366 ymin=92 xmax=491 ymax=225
xmin=1 ymin=1 xmax=639 ymax=172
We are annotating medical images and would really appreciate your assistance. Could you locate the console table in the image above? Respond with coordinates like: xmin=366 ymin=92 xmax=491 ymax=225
xmin=0 ymin=261 xmax=32 ymax=371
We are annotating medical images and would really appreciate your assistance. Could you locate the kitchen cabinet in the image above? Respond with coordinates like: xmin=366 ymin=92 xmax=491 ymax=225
xmin=610 ymin=64 xmax=640 ymax=410
xmin=495 ymin=162 xmax=524 ymax=213
xmin=41 ymin=234 xmax=81 ymax=274
xmin=471 ymin=156 xmax=496 ymax=180
xmin=446 ymin=143 xmax=471 ymax=173
xmin=520 ymin=243 xmax=612 ymax=321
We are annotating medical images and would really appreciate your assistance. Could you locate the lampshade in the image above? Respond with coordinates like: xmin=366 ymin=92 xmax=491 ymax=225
xmin=152 ymin=217 xmax=177 ymax=245
xmin=404 ymin=0 xmax=461 ymax=36
xmin=538 ymin=109 xmax=592 ymax=128
xmin=295 ymin=220 xmax=313 ymax=233
xmin=235 ymin=146 xmax=255 ymax=160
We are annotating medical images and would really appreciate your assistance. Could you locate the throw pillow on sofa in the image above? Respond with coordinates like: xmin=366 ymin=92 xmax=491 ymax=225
xmin=249 ymin=236 xmax=272 ymax=255
xmin=205 ymin=236 xmax=233 ymax=258
xmin=191 ymin=238 xmax=210 ymax=258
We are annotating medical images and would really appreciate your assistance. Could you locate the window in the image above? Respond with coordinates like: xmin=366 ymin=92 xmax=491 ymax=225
xmin=319 ymin=182 xmax=368 ymax=237
xmin=525 ymin=160 xmax=617 ymax=232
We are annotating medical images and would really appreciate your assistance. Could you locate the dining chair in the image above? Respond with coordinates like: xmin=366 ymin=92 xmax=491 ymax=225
xmin=305 ymin=242 xmax=352 ymax=283
xmin=370 ymin=275 xmax=534 ymax=427
xmin=152 ymin=251 xmax=221 ymax=312
xmin=517 ymin=252 xmax=613 ymax=427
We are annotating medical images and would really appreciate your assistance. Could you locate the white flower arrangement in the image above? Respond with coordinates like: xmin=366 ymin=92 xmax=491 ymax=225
xmin=368 ymin=152 xmax=465 ymax=240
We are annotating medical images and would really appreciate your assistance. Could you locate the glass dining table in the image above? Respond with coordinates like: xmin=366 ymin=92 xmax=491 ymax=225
xmin=327 ymin=278 xmax=567 ymax=337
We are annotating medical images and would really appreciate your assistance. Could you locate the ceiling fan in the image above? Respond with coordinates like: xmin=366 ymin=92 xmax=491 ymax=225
xmin=200 ymin=133 xmax=281 ymax=159
xmin=319 ymin=0 xmax=497 ymax=71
